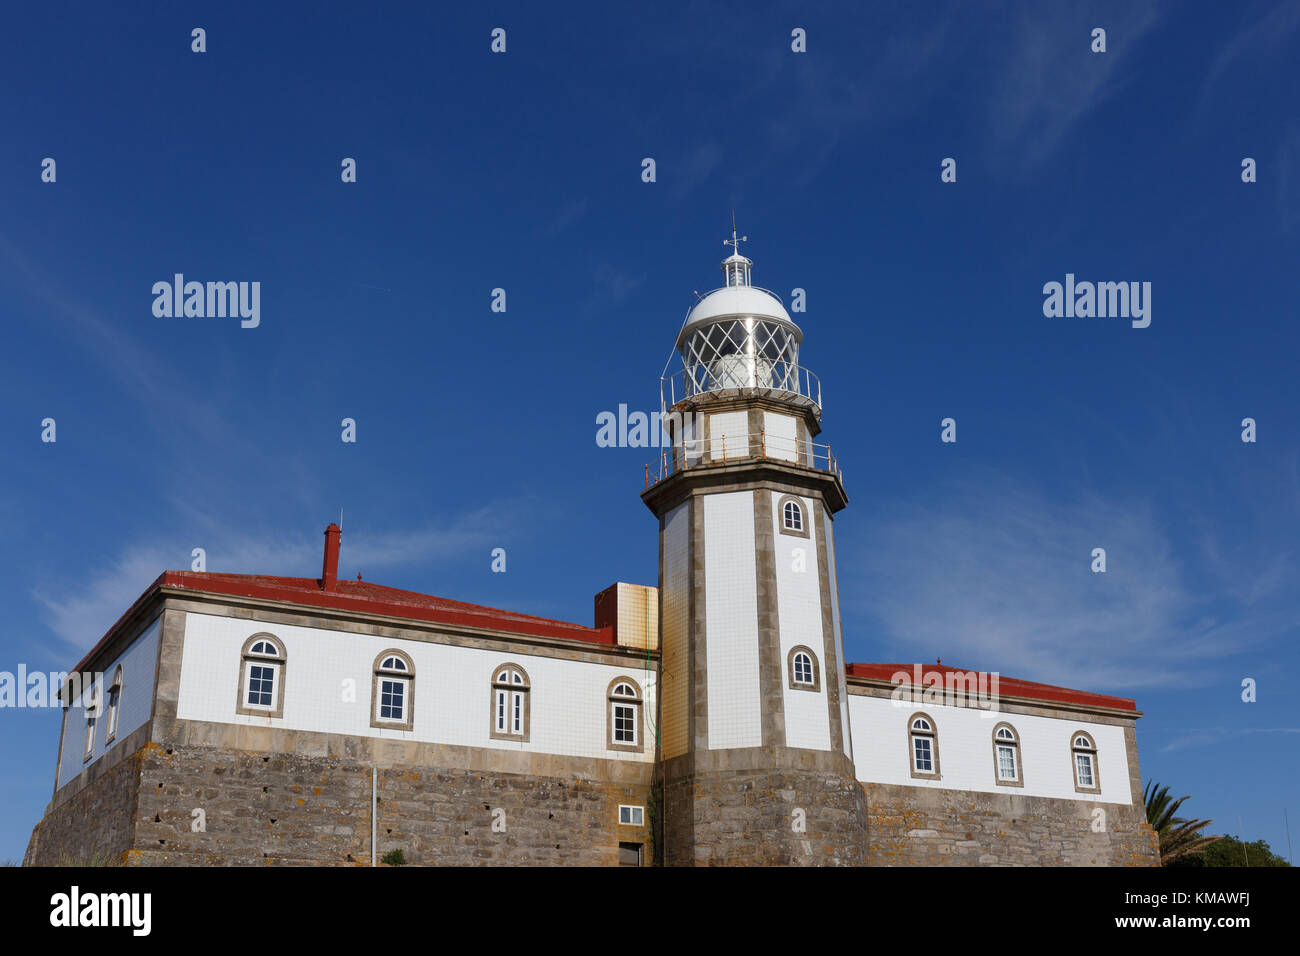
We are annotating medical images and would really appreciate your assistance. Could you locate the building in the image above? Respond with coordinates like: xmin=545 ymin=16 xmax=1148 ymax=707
xmin=25 ymin=236 xmax=1159 ymax=866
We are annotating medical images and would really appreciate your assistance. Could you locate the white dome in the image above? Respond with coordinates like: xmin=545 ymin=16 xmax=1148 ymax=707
xmin=677 ymin=285 xmax=801 ymax=349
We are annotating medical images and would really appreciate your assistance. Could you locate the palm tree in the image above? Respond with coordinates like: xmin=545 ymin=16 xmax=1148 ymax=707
xmin=1144 ymin=780 xmax=1219 ymax=863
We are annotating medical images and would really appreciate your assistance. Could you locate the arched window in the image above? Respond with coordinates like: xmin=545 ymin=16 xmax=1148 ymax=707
xmin=777 ymin=495 xmax=810 ymax=538
xmin=371 ymin=650 xmax=415 ymax=731
xmin=490 ymin=664 xmax=530 ymax=741
xmin=908 ymin=713 xmax=940 ymax=778
xmin=1071 ymin=731 xmax=1100 ymax=793
xmin=607 ymin=678 xmax=643 ymax=752
xmin=237 ymin=633 xmax=286 ymax=718
xmin=105 ymin=665 xmax=124 ymax=744
xmin=786 ymin=646 xmax=821 ymax=691
xmin=83 ymin=693 xmax=97 ymax=761
xmin=992 ymin=723 xmax=1022 ymax=786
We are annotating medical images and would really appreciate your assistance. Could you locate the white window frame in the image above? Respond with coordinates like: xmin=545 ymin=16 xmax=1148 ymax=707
xmin=105 ymin=665 xmax=124 ymax=743
xmin=375 ymin=657 xmax=410 ymax=723
xmin=618 ymin=805 xmax=645 ymax=826
xmin=1071 ymin=732 xmax=1100 ymax=793
xmin=371 ymin=650 xmax=415 ymax=731
xmin=491 ymin=664 xmax=530 ymax=740
xmin=376 ymin=675 xmax=408 ymax=723
xmin=613 ymin=702 xmax=637 ymax=745
xmin=238 ymin=634 xmax=286 ymax=718
xmin=244 ymin=660 xmax=279 ymax=711
xmin=909 ymin=714 xmax=939 ymax=778
xmin=913 ymin=735 xmax=933 ymax=772
xmin=83 ymin=706 xmax=97 ymax=761
xmin=992 ymin=724 xmax=1022 ymax=785
xmin=1075 ymin=752 xmax=1095 ymax=787
xmin=608 ymin=679 xmax=642 ymax=751
xmin=793 ymin=652 xmax=814 ymax=686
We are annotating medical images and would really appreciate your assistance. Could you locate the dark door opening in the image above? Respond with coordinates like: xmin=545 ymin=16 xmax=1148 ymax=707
xmin=618 ymin=842 xmax=643 ymax=866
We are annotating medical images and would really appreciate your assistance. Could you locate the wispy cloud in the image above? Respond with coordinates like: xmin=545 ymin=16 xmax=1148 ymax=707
xmin=668 ymin=142 xmax=723 ymax=201
xmin=30 ymin=503 xmax=535 ymax=658
xmin=1197 ymin=1 xmax=1300 ymax=109
xmin=0 ymin=232 xmax=297 ymax=502
xmin=739 ymin=11 xmax=957 ymax=188
xmin=544 ymin=198 xmax=589 ymax=236
xmin=578 ymin=263 xmax=647 ymax=320
xmin=984 ymin=5 xmax=1164 ymax=170
xmin=700 ymin=4 xmax=1166 ymax=189
xmin=844 ymin=468 xmax=1296 ymax=692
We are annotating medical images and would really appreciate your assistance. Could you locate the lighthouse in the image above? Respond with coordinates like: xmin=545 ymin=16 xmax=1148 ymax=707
xmin=643 ymin=227 xmax=868 ymax=865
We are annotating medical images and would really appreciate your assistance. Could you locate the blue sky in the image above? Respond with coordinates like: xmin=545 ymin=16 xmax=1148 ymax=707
xmin=1 ymin=1 xmax=1297 ymax=863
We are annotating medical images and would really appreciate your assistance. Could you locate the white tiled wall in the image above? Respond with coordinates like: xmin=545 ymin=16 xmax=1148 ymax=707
xmin=708 ymin=411 xmax=748 ymax=460
xmin=176 ymin=612 xmax=657 ymax=762
xmin=703 ymin=492 xmax=762 ymax=749
xmin=771 ymin=491 xmax=830 ymax=751
xmin=847 ymin=694 xmax=1132 ymax=803
xmin=58 ymin=617 xmax=161 ymax=789
xmin=682 ymin=413 xmax=702 ymax=464
xmin=763 ymin=411 xmax=798 ymax=462
xmin=661 ymin=501 xmax=691 ymax=759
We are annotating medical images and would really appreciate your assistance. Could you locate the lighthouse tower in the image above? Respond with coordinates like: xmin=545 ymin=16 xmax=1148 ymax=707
xmin=643 ymin=228 xmax=867 ymax=865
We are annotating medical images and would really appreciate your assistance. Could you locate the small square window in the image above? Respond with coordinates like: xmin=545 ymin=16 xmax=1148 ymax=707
xmin=619 ymin=805 xmax=645 ymax=826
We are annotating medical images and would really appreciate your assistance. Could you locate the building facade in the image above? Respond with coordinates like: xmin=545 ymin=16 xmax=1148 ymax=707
xmin=25 ymin=239 xmax=1159 ymax=866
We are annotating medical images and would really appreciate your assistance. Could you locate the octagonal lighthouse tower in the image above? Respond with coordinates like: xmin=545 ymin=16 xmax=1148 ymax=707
xmin=642 ymin=229 xmax=868 ymax=866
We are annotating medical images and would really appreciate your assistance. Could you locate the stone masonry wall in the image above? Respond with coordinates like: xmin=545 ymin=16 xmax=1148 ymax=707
xmin=665 ymin=766 xmax=868 ymax=866
xmin=122 ymin=743 xmax=653 ymax=866
xmin=862 ymin=781 xmax=1159 ymax=866
xmin=30 ymin=743 xmax=1163 ymax=866
xmin=24 ymin=738 xmax=145 ymax=866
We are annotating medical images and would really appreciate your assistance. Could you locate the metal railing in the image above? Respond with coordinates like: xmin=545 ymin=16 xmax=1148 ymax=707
xmin=644 ymin=430 xmax=843 ymax=490
xmin=660 ymin=362 xmax=823 ymax=412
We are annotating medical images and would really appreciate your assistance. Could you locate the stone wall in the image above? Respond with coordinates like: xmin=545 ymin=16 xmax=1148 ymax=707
xmin=862 ymin=781 xmax=1159 ymax=866
xmin=24 ymin=733 xmax=147 ymax=866
xmin=30 ymin=740 xmax=1164 ymax=866
xmin=110 ymin=742 xmax=653 ymax=866
xmin=664 ymin=764 xmax=868 ymax=866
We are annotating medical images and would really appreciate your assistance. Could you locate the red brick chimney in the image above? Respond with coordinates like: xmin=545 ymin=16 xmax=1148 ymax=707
xmin=322 ymin=523 xmax=341 ymax=590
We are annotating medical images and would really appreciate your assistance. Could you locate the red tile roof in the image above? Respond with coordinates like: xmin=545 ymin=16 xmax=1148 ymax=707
xmin=844 ymin=662 xmax=1137 ymax=712
xmin=70 ymin=570 xmax=614 ymax=678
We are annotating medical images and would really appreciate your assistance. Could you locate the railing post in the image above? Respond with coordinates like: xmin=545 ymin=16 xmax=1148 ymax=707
xmin=721 ymin=435 xmax=726 ymax=463
xmin=760 ymin=427 xmax=765 ymax=458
